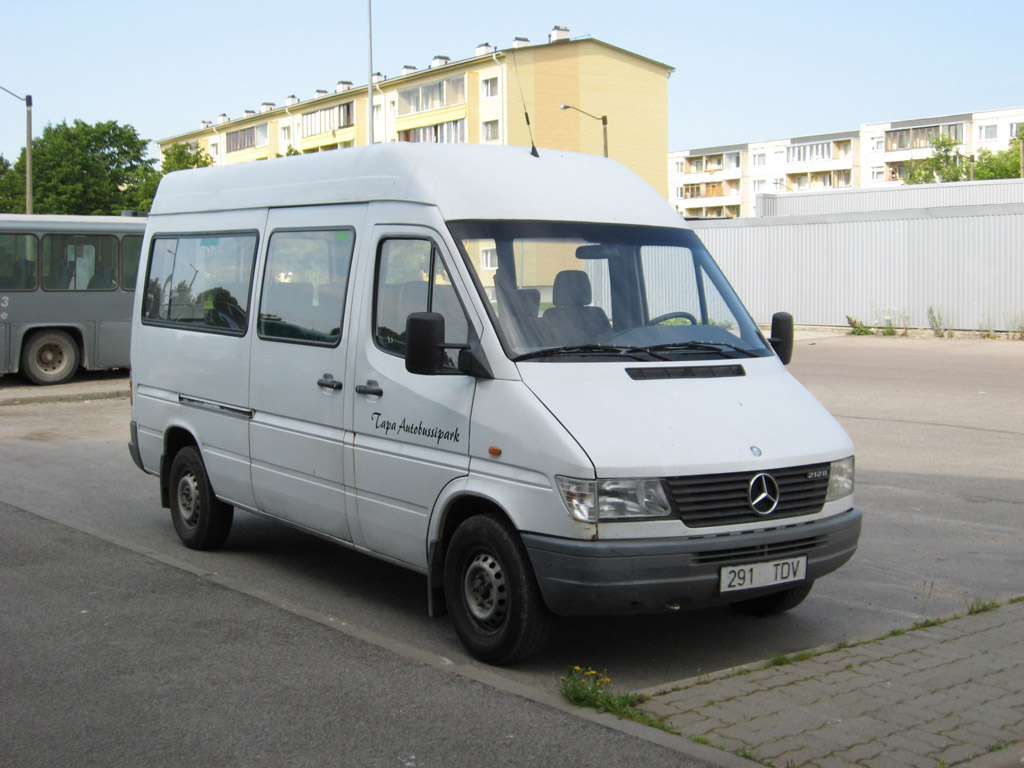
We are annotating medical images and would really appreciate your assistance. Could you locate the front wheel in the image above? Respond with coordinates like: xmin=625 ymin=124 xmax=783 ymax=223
xmin=21 ymin=330 xmax=79 ymax=385
xmin=444 ymin=514 xmax=552 ymax=665
xmin=168 ymin=446 xmax=234 ymax=550
xmin=731 ymin=581 xmax=814 ymax=616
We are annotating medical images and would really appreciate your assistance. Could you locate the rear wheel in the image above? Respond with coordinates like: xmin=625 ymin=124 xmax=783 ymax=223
xmin=731 ymin=581 xmax=814 ymax=616
xmin=169 ymin=446 xmax=233 ymax=550
xmin=21 ymin=330 xmax=79 ymax=385
xmin=444 ymin=514 xmax=552 ymax=665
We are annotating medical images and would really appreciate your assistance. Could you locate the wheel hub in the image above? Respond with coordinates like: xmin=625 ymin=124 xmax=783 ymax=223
xmin=463 ymin=552 xmax=507 ymax=628
xmin=176 ymin=473 xmax=200 ymax=527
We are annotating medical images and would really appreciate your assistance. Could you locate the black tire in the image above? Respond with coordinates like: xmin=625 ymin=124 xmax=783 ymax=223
xmin=168 ymin=446 xmax=233 ymax=550
xmin=21 ymin=330 xmax=79 ymax=385
xmin=731 ymin=581 xmax=814 ymax=617
xmin=444 ymin=514 xmax=553 ymax=665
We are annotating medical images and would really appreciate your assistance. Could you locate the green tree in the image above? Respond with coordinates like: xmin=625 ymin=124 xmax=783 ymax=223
xmin=160 ymin=142 xmax=213 ymax=173
xmin=973 ymin=127 xmax=1023 ymax=180
xmin=0 ymin=119 xmax=156 ymax=214
xmin=903 ymin=133 xmax=969 ymax=184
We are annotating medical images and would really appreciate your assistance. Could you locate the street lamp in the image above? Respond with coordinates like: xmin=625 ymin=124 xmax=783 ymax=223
xmin=1 ymin=85 xmax=32 ymax=214
xmin=559 ymin=104 xmax=608 ymax=157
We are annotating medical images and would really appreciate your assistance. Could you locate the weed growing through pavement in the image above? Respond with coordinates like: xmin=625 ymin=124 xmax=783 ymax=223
xmin=968 ymin=598 xmax=1001 ymax=615
xmin=845 ymin=315 xmax=874 ymax=335
xmin=558 ymin=666 xmax=676 ymax=733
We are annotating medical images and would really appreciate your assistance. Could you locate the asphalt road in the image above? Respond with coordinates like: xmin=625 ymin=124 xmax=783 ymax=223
xmin=1 ymin=333 xmax=1022 ymax=765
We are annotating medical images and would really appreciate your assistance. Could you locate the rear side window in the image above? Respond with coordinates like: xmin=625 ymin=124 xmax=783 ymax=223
xmin=258 ymin=229 xmax=355 ymax=346
xmin=0 ymin=233 xmax=37 ymax=290
xmin=41 ymin=234 xmax=119 ymax=290
xmin=142 ymin=233 xmax=258 ymax=334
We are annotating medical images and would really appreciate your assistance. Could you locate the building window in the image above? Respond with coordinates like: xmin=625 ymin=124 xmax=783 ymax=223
xmin=226 ymin=124 xmax=269 ymax=152
xmin=1011 ymin=123 xmax=1024 ymax=139
xmin=752 ymin=153 xmax=766 ymax=166
xmin=398 ymin=118 xmax=466 ymax=144
xmin=301 ymin=104 xmax=354 ymax=138
xmin=480 ymin=247 xmax=497 ymax=270
xmin=752 ymin=179 xmax=766 ymax=193
xmin=688 ymin=157 xmax=704 ymax=173
xmin=674 ymin=161 xmax=685 ymax=173
xmin=979 ymin=124 xmax=997 ymax=140
xmin=887 ymin=123 xmax=963 ymax=151
xmin=786 ymin=141 xmax=831 ymax=163
xmin=871 ymin=167 xmax=886 ymax=182
xmin=706 ymin=155 xmax=723 ymax=171
xmin=397 ymin=75 xmax=466 ymax=116
xmin=209 ymin=141 xmax=218 ymax=157
xmin=871 ymin=137 xmax=884 ymax=152
xmin=683 ymin=184 xmax=701 ymax=199
xmin=835 ymin=170 xmax=852 ymax=187
xmin=482 ymin=77 xmax=498 ymax=98
xmin=279 ymin=126 xmax=290 ymax=144
xmin=482 ymin=120 xmax=499 ymax=141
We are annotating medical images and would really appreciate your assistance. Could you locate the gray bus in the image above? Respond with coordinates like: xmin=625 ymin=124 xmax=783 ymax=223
xmin=0 ymin=214 xmax=147 ymax=385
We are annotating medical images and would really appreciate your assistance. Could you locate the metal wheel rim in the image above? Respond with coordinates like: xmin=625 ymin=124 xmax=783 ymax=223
xmin=36 ymin=343 xmax=68 ymax=374
xmin=176 ymin=472 xmax=200 ymax=528
xmin=463 ymin=552 xmax=507 ymax=629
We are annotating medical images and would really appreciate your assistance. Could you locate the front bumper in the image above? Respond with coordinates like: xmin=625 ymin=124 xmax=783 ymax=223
xmin=523 ymin=508 xmax=861 ymax=616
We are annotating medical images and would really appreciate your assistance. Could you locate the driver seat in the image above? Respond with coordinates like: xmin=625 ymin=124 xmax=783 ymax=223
xmin=542 ymin=271 xmax=611 ymax=345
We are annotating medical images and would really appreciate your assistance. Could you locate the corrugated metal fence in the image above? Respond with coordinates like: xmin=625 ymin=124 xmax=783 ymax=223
xmin=690 ymin=203 xmax=1024 ymax=331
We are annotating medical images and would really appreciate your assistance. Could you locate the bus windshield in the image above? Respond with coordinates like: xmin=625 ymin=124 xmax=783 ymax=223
xmin=448 ymin=220 xmax=772 ymax=362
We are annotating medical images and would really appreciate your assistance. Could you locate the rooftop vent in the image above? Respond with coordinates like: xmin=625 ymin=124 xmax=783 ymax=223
xmin=243 ymin=109 xmax=257 ymax=118
xmin=430 ymin=55 xmax=450 ymax=68
xmin=512 ymin=36 xmax=530 ymax=49
xmin=401 ymin=65 xmax=417 ymax=76
xmin=260 ymin=102 xmax=275 ymax=113
xmin=285 ymin=95 xmax=299 ymax=106
xmin=217 ymin=113 xmax=229 ymax=125
xmin=549 ymin=25 xmax=570 ymax=43
xmin=336 ymin=80 xmax=352 ymax=92
xmin=475 ymin=42 xmax=494 ymax=56
xmin=314 ymin=89 xmax=329 ymax=99
xmin=200 ymin=120 xmax=212 ymax=129
xmin=371 ymin=72 xmax=385 ymax=84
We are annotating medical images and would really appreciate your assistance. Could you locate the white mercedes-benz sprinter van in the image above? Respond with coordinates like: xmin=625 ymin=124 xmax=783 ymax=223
xmin=129 ymin=143 xmax=859 ymax=664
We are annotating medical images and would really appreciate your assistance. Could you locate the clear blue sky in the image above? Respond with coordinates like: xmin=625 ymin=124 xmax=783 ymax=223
xmin=2 ymin=0 xmax=1023 ymax=162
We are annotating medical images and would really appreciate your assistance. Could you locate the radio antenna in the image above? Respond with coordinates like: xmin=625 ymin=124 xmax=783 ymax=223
xmin=510 ymin=50 xmax=539 ymax=157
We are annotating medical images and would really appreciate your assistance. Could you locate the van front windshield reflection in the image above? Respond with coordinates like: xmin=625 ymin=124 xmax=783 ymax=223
xmin=448 ymin=221 xmax=771 ymax=362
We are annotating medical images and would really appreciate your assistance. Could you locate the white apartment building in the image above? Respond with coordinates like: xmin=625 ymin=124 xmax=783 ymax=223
xmin=670 ymin=106 xmax=1024 ymax=217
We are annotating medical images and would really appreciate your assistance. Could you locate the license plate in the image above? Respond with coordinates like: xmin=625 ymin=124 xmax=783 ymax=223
xmin=720 ymin=556 xmax=807 ymax=593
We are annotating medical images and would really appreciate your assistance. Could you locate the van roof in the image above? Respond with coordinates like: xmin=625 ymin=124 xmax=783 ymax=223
xmin=151 ymin=143 xmax=685 ymax=228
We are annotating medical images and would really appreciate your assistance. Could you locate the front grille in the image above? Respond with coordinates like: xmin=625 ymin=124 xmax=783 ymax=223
xmin=693 ymin=535 xmax=827 ymax=566
xmin=666 ymin=463 xmax=830 ymax=528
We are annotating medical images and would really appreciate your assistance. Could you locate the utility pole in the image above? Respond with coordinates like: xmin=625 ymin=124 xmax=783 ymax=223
xmin=1 ymin=86 xmax=32 ymax=213
xmin=367 ymin=0 xmax=374 ymax=146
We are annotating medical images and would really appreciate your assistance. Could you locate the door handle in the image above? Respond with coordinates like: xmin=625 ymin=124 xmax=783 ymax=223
xmin=317 ymin=374 xmax=344 ymax=391
xmin=355 ymin=381 xmax=383 ymax=397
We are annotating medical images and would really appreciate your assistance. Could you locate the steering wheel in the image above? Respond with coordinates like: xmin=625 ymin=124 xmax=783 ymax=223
xmin=648 ymin=311 xmax=698 ymax=326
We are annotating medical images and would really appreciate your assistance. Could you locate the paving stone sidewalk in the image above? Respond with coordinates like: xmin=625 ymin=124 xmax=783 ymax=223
xmin=639 ymin=599 xmax=1024 ymax=768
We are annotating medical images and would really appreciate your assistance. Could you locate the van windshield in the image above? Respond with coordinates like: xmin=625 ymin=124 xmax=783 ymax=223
xmin=448 ymin=220 xmax=772 ymax=362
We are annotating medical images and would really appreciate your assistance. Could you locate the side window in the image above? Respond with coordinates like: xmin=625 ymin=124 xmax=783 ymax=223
xmin=121 ymin=235 xmax=143 ymax=290
xmin=41 ymin=234 xmax=118 ymax=290
xmin=0 ymin=233 xmax=38 ymax=290
xmin=142 ymin=232 xmax=257 ymax=334
xmin=258 ymin=229 xmax=354 ymax=345
xmin=374 ymin=238 xmax=469 ymax=368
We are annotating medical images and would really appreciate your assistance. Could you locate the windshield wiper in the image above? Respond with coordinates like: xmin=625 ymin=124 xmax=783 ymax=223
xmin=514 ymin=344 xmax=669 ymax=362
xmin=642 ymin=341 xmax=759 ymax=358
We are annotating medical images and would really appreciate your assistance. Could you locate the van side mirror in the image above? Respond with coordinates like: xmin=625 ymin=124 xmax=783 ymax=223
xmin=769 ymin=312 xmax=794 ymax=365
xmin=406 ymin=312 xmax=447 ymax=375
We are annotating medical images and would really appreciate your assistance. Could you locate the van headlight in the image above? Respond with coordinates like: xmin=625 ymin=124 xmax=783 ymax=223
xmin=556 ymin=477 xmax=673 ymax=522
xmin=825 ymin=457 xmax=855 ymax=501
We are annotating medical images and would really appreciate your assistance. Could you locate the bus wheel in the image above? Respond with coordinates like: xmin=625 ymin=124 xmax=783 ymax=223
xmin=443 ymin=513 xmax=552 ymax=665
xmin=22 ymin=330 xmax=79 ymax=385
xmin=169 ymin=446 xmax=234 ymax=550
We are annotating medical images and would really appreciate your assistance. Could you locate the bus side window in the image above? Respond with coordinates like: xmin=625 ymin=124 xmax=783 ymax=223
xmin=0 ymin=233 xmax=38 ymax=290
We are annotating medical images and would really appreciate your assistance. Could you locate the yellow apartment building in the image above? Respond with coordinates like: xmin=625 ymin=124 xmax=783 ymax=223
xmin=157 ymin=27 xmax=674 ymax=196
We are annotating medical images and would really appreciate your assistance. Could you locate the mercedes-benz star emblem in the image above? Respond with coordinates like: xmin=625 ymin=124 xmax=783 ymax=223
xmin=748 ymin=473 xmax=780 ymax=515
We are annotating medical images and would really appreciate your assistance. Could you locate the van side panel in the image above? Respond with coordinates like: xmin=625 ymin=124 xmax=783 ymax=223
xmin=131 ymin=209 xmax=266 ymax=510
